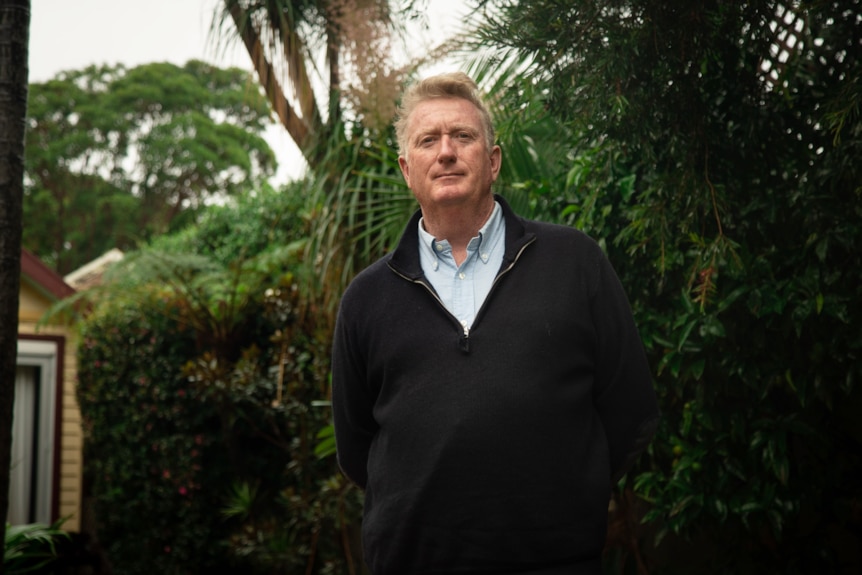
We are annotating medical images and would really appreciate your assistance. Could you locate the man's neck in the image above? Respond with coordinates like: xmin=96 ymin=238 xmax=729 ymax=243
xmin=421 ymin=195 xmax=496 ymax=266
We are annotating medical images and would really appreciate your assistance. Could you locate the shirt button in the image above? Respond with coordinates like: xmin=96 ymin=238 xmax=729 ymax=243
xmin=435 ymin=243 xmax=444 ymax=252
xmin=458 ymin=272 xmax=465 ymax=280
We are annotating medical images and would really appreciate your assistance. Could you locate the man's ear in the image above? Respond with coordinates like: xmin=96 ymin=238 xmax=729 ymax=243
xmin=398 ymin=155 xmax=411 ymax=187
xmin=489 ymin=145 xmax=502 ymax=181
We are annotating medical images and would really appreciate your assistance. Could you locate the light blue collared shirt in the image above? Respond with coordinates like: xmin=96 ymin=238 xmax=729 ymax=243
xmin=418 ymin=201 xmax=506 ymax=331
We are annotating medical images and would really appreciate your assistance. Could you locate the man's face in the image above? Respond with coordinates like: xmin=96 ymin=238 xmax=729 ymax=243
xmin=398 ymin=97 xmax=501 ymax=211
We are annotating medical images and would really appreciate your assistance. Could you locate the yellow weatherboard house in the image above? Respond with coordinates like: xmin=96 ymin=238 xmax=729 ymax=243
xmin=12 ymin=249 xmax=82 ymax=532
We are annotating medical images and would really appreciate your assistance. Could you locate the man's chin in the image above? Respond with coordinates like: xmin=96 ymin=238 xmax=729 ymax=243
xmin=430 ymin=188 xmax=473 ymax=205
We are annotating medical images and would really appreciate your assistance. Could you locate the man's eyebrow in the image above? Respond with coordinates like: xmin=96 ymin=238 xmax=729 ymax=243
xmin=412 ymin=125 xmax=477 ymax=141
xmin=449 ymin=124 xmax=478 ymax=134
xmin=414 ymin=128 xmax=441 ymax=139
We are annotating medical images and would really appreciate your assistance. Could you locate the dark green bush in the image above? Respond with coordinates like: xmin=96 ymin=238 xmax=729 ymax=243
xmin=77 ymin=293 xmax=280 ymax=574
xmin=75 ymin=184 xmax=363 ymax=574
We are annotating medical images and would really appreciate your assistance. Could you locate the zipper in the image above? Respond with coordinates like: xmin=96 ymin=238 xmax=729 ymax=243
xmin=388 ymin=267 xmax=473 ymax=351
xmin=472 ymin=237 xmax=536 ymax=325
xmin=388 ymin=235 xmax=535 ymax=354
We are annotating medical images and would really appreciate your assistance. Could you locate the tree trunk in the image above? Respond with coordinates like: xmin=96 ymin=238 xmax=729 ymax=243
xmin=0 ymin=0 xmax=31 ymax=566
xmin=226 ymin=0 xmax=315 ymax=157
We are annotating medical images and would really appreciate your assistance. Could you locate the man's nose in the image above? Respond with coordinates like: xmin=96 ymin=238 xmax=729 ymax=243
xmin=437 ymin=135 xmax=456 ymax=161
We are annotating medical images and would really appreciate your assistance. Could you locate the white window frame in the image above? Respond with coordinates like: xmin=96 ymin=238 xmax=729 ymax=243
xmin=9 ymin=338 xmax=59 ymax=525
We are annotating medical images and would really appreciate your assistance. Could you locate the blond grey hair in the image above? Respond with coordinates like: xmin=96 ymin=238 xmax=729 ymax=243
xmin=394 ymin=72 xmax=495 ymax=158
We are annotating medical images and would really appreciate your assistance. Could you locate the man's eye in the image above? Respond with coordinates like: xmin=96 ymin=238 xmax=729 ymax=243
xmin=419 ymin=136 xmax=436 ymax=146
xmin=457 ymin=132 xmax=473 ymax=141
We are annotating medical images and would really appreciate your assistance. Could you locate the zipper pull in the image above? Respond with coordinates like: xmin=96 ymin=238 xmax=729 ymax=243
xmin=459 ymin=325 xmax=470 ymax=353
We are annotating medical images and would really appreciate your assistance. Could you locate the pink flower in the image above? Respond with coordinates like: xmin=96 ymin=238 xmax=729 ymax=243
xmin=178 ymin=486 xmax=188 ymax=496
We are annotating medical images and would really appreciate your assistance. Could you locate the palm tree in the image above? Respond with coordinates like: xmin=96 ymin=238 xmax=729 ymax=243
xmin=0 ymin=0 xmax=31 ymax=555
xmin=212 ymin=0 xmax=418 ymax=168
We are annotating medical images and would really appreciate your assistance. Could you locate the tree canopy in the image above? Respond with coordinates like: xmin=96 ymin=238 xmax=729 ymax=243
xmin=24 ymin=60 xmax=278 ymax=274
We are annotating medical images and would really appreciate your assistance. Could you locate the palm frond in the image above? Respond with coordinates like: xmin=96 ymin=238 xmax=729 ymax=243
xmin=4 ymin=521 xmax=69 ymax=575
xmin=299 ymin=132 xmax=414 ymax=331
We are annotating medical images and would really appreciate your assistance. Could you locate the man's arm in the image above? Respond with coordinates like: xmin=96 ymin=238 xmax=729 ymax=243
xmin=590 ymin=252 xmax=660 ymax=484
xmin=331 ymin=298 xmax=378 ymax=490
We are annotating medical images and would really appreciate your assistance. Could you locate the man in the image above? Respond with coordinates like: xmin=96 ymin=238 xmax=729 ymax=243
xmin=331 ymin=72 xmax=659 ymax=575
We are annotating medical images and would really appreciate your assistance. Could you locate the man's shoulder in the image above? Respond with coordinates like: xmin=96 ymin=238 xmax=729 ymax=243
xmin=341 ymin=254 xmax=397 ymax=302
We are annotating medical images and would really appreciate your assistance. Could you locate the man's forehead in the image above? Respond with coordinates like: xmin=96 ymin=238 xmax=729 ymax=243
xmin=408 ymin=98 xmax=481 ymax=130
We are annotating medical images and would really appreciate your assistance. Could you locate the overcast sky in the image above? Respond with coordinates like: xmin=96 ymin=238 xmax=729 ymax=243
xmin=28 ymin=0 xmax=468 ymax=183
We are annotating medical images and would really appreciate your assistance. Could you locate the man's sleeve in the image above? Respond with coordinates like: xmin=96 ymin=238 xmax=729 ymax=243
xmin=331 ymin=295 xmax=378 ymax=490
xmin=590 ymin=251 xmax=660 ymax=485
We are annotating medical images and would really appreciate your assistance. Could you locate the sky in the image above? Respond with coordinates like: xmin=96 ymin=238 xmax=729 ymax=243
xmin=28 ymin=0 xmax=468 ymax=184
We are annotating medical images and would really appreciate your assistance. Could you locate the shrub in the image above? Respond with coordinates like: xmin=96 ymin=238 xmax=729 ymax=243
xmin=78 ymin=293 xmax=273 ymax=574
xmin=75 ymin=183 xmax=363 ymax=574
xmin=4 ymin=521 xmax=69 ymax=575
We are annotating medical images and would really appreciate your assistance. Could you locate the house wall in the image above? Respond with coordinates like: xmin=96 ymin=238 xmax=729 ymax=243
xmin=18 ymin=280 xmax=83 ymax=533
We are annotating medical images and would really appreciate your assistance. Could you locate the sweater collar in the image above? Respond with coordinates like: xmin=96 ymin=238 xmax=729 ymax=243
xmin=388 ymin=194 xmax=534 ymax=280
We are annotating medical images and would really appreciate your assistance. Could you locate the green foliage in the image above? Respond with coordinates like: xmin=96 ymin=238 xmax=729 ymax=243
xmin=74 ymin=183 xmax=364 ymax=574
xmin=24 ymin=60 xmax=276 ymax=274
xmin=4 ymin=521 xmax=69 ymax=575
xmin=303 ymin=126 xmax=418 ymax=329
xmin=475 ymin=0 xmax=862 ymax=572
xmin=150 ymin=183 xmax=307 ymax=265
xmin=466 ymin=50 xmax=577 ymax=222
xmin=78 ymin=294 xmax=248 ymax=574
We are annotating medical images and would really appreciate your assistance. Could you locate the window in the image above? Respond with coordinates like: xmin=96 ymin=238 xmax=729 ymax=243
xmin=7 ymin=339 xmax=58 ymax=525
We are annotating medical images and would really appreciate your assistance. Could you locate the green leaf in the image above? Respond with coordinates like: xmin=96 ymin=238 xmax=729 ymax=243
xmin=314 ymin=424 xmax=337 ymax=459
xmin=676 ymin=318 xmax=699 ymax=351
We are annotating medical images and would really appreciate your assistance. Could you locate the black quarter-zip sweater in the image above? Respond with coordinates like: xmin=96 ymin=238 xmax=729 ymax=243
xmin=332 ymin=196 xmax=659 ymax=575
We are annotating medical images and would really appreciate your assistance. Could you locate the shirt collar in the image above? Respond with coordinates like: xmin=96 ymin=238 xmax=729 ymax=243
xmin=418 ymin=201 xmax=504 ymax=266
